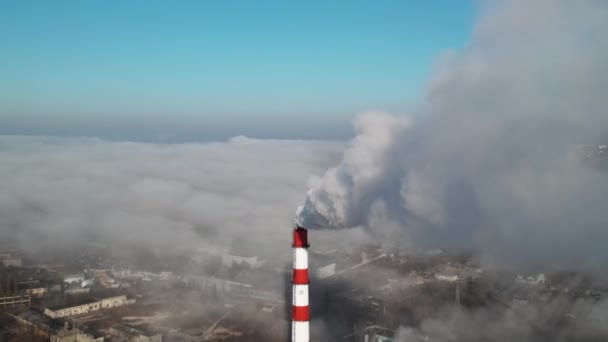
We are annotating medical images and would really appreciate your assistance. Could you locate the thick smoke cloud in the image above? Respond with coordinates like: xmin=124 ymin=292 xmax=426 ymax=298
xmin=395 ymin=298 xmax=608 ymax=342
xmin=298 ymin=0 xmax=608 ymax=267
xmin=0 ymin=135 xmax=342 ymax=256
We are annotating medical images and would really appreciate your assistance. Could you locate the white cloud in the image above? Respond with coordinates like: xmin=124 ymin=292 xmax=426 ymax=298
xmin=0 ymin=135 xmax=343 ymax=256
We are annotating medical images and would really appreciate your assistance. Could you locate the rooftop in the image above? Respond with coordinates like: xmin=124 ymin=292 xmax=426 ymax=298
xmin=111 ymin=324 xmax=157 ymax=337
xmin=46 ymin=297 xmax=98 ymax=311
xmin=15 ymin=310 xmax=64 ymax=332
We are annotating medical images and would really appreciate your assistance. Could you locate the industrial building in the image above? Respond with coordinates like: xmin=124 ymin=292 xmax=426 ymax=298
xmin=184 ymin=274 xmax=253 ymax=294
xmin=12 ymin=310 xmax=103 ymax=341
xmin=3 ymin=225 xmax=606 ymax=342
xmin=44 ymin=295 xmax=135 ymax=318
xmin=51 ymin=325 xmax=104 ymax=342
xmin=0 ymin=295 xmax=31 ymax=310
xmin=107 ymin=324 xmax=162 ymax=342
xmin=18 ymin=283 xmax=48 ymax=297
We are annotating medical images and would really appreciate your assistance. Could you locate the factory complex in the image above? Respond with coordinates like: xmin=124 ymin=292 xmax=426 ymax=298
xmin=1 ymin=225 xmax=607 ymax=342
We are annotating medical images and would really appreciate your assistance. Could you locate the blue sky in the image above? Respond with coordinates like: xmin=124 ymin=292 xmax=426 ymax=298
xmin=0 ymin=1 xmax=475 ymax=141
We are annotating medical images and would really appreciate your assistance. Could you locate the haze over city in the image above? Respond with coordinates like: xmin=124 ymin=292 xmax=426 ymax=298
xmin=1 ymin=1 xmax=607 ymax=341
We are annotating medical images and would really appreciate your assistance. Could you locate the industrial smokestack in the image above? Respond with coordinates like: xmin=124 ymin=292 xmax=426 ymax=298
xmin=292 ymin=226 xmax=310 ymax=342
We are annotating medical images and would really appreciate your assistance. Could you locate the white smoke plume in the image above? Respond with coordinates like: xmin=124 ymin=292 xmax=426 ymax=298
xmin=297 ymin=0 xmax=608 ymax=267
xmin=297 ymin=112 xmax=409 ymax=229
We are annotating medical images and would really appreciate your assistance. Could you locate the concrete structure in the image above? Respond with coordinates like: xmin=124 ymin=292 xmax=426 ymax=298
xmin=51 ymin=326 xmax=104 ymax=342
xmin=18 ymin=280 xmax=48 ymax=297
xmin=44 ymin=295 xmax=134 ymax=318
xmin=11 ymin=310 xmax=55 ymax=338
xmin=14 ymin=311 xmax=103 ymax=341
xmin=292 ymin=226 xmax=310 ymax=342
xmin=0 ymin=295 xmax=31 ymax=310
xmin=108 ymin=324 xmax=162 ymax=342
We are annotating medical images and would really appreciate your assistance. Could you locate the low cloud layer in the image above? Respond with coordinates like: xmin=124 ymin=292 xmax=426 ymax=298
xmin=0 ymin=135 xmax=342 ymax=256
xmin=298 ymin=0 xmax=608 ymax=268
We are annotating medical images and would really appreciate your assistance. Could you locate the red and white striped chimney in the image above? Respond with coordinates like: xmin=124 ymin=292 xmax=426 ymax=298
xmin=292 ymin=226 xmax=310 ymax=342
